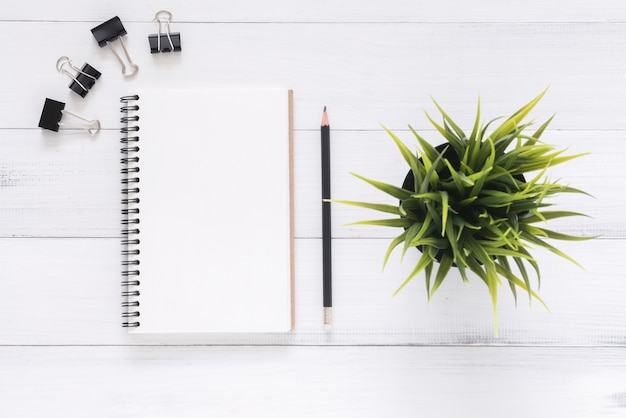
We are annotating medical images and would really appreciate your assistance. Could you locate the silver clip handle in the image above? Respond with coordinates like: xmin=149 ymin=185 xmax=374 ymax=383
xmin=56 ymin=56 xmax=99 ymax=92
xmin=153 ymin=10 xmax=175 ymax=52
xmin=106 ymin=37 xmax=139 ymax=77
xmin=59 ymin=110 xmax=101 ymax=136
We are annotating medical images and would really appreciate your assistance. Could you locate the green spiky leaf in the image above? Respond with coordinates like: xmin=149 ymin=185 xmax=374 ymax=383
xmin=332 ymin=90 xmax=594 ymax=335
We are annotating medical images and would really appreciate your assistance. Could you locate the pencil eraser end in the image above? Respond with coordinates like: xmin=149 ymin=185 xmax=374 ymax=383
xmin=323 ymin=307 xmax=332 ymax=330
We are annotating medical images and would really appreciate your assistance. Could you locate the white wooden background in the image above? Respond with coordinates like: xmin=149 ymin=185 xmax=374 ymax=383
xmin=1 ymin=1 xmax=625 ymax=416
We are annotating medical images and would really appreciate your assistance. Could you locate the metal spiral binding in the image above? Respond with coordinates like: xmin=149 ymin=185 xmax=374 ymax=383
xmin=120 ymin=94 xmax=141 ymax=328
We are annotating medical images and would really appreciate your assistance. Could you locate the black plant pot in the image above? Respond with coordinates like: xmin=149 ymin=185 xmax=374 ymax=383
xmin=400 ymin=143 xmax=526 ymax=263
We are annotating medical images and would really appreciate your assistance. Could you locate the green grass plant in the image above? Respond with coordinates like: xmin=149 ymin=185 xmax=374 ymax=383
xmin=332 ymin=89 xmax=595 ymax=334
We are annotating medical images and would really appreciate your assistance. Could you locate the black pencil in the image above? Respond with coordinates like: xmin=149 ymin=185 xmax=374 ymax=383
xmin=321 ymin=106 xmax=332 ymax=326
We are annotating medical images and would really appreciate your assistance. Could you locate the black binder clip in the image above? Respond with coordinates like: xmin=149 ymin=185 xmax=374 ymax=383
xmin=91 ymin=16 xmax=139 ymax=77
xmin=38 ymin=98 xmax=101 ymax=136
xmin=148 ymin=10 xmax=181 ymax=53
xmin=56 ymin=56 xmax=101 ymax=98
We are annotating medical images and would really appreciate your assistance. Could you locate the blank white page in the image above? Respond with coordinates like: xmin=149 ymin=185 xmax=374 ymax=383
xmin=127 ymin=88 xmax=293 ymax=333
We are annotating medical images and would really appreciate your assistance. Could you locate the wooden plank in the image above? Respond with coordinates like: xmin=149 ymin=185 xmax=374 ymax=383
xmin=2 ymin=0 xmax=625 ymax=22
xmin=0 ymin=345 xmax=625 ymax=417
xmin=0 ymin=22 xmax=625 ymax=130
xmin=0 ymin=129 xmax=620 ymax=238
xmin=0 ymin=130 xmax=120 ymax=237
xmin=0 ymin=237 xmax=623 ymax=345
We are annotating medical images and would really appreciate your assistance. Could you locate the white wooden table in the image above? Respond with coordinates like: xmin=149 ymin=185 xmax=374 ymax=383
xmin=1 ymin=1 xmax=625 ymax=416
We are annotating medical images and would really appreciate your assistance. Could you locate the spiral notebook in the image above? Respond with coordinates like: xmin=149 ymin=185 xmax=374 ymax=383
xmin=121 ymin=87 xmax=294 ymax=333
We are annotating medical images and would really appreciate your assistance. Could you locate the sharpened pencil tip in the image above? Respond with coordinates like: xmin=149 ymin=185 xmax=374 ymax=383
xmin=321 ymin=107 xmax=329 ymax=126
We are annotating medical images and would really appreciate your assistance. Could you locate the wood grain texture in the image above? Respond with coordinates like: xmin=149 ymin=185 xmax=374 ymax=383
xmin=0 ymin=130 xmax=119 ymax=237
xmin=1 ymin=22 xmax=625 ymax=131
xmin=0 ymin=238 xmax=623 ymax=345
xmin=1 ymin=129 xmax=618 ymax=238
xmin=0 ymin=0 xmax=625 ymax=416
xmin=3 ymin=0 xmax=626 ymax=22
xmin=1 ymin=346 xmax=625 ymax=418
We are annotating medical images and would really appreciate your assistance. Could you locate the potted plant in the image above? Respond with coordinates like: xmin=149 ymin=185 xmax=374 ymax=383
xmin=333 ymin=89 xmax=594 ymax=334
